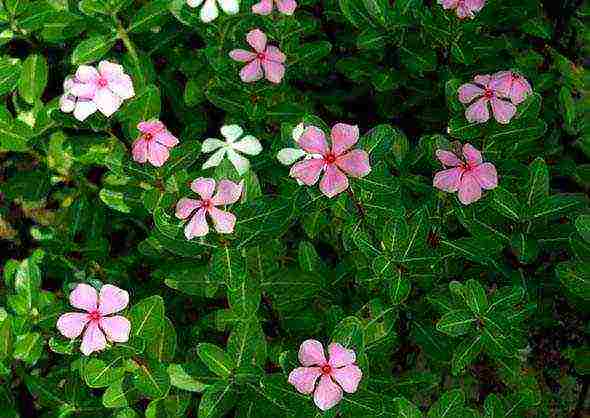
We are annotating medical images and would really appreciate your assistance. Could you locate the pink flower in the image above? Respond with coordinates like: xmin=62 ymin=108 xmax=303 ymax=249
xmin=433 ymin=143 xmax=498 ymax=205
xmin=56 ymin=283 xmax=131 ymax=356
xmin=288 ymin=123 xmax=371 ymax=198
xmin=288 ymin=339 xmax=362 ymax=411
xmin=458 ymin=74 xmax=517 ymax=124
xmin=489 ymin=70 xmax=533 ymax=105
xmin=439 ymin=0 xmax=485 ymax=19
xmin=175 ymin=178 xmax=243 ymax=239
xmin=132 ymin=120 xmax=179 ymax=167
xmin=229 ymin=29 xmax=286 ymax=84
xmin=252 ymin=0 xmax=297 ymax=15
xmin=68 ymin=61 xmax=135 ymax=118
xmin=60 ymin=76 xmax=99 ymax=122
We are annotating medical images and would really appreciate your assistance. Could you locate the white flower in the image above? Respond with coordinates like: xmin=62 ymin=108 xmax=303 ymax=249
xmin=277 ymin=123 xmax=321 ymax=166
xmin=186 ymin=0 xmax=239 ymax=23
xmin=202 ymin=125 xmax=262 ymax=175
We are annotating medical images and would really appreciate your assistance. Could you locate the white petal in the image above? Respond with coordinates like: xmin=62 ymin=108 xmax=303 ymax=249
xmin=202 ymin=148 xmax=226 ymax=169
xmin=202 ymin=138 xmax=226 ymax=153
xmin=200 ymin=0 xmax=219 ymax=22
xmin=187 ymin=0 xmax=204 ymax=7
xmin=220 ymin=125 xmax=244 ymax=142
xmin=277 ymin=148 xmax=306 ymax=165
xmin=218 ymin=0 xmax=239 ymax=14
xmin=73 ymin=100 xmax=97 ymax=121
xmin=227 ymin=149 xmax=250 ymax=175
xmin=232 ymin=136 xmax=262 ymax=155
xmin=292 ymin=123 xmax=305 ymax=142
xmin=60 ymin=95 xmax=76 ymax=113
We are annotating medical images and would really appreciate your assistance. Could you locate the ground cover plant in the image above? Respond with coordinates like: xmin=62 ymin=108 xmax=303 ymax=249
xmin=0 ymin=0 xmax=589 ymax=417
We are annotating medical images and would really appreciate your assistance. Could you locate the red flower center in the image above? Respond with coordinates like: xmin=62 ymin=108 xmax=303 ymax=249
xmin=88 ymin=310 xmax=101 ymax=322
xmin=200 ymin=199 xmax=212 ymax=210
xmin=321 ymin=364 xmax=332 ymax=375
xmin=143 ymin=132 xmax=153 ymax=141
xmin=97 ymin=77 xmax=109 ymax=87
xmin=324 ymin=153 xmax=337 ymax=164
xmin=256 ymin=52 xmax=266 ymax=60
xmin=484 ymin=88 xmax=493 ymax=99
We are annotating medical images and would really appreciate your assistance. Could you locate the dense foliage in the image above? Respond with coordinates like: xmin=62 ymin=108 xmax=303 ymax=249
xmin=1 ymin=0 xmax=589 ymax=417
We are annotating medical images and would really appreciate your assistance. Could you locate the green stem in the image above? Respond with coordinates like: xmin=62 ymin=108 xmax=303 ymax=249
xmin=114 ymin=16 xmax=139 ymax=64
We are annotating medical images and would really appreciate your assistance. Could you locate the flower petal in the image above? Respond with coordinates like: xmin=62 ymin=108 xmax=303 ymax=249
xmin=138 ymin=120 xmax=164 ymax=134
xmin=262 ymin=59 xmax=285 ymax=84
xmin=191 ymin=178 xmax=216 ymax=200
xmin=510 ymin=75 xmax=532 ymax=105
xmin=252 ymin=0 xmax=273 ymax=15
xmin=75 ymin=65 xmax=99 ymax=83
xmin=465 ymin=97 xmax=490 ymax=123
xmin=439 ymin=0 xmax=459 ymax=9
xmin=331 ymin=365 xmax=362 ymax=394
xmin=94 ymin=87 xmax=123 ymax=117
xmin=462 ymin=143 xmax=482 ymax=166
xmin=98 ymin=285 xmax=129 ymax=315
xmin=218 ymin=0 xmax=239 ymax=14
xmin=472 ymin=162 xmax=498 ymax=190
xmin=247 ymin=29 xmax=267 ymax=53
xmin=155 ymin=130 xmax=179 ymax=148
xmin=466 ymin=0 xmax=485 ymax=12
xmin=473 ymin=74 xmax=491 ymax=86
xmin=331 ymin=123 xmax=359 ymax=156
xmin=288 ymin=367 xmax=321 ymax=394
xmin=277 ymin=148 xmax=306 ymax=165
xmin=200 ymin=0 xmax=219 ymax=22
xmin=70 ymin=81 xmax=97 ymax=99
xmin=436 ymin=149 xmax=461 ymax=167
xmin=328 ymin=343 xmax=356 ymax=368
xmin=277 ymin=0 xmax=297 ymax=14
xmin=57 ymin=313 xmax=89 ymax=339
xmin=221 ymin=125 xmax=244 ymax=142
xmin=60 ymin=95 xmax=76 ymax=113
xmin=108 ymin=74 xmax=134 ymax=100
xmin=100 ymin=316 xmax=131 ymax=343
xmin=147 ymin=141 xmax=170 ymax=167
xmin=187 ymin=0 xmax=204 ymax=7
xmin=314 ymin=375 xmax=343 ymax=411
xmin=232 ymin=136 xmax=262 ymax=155
xmin=433 ymin=167 xmax=463 ymax=192
xmin=335 ymin=150 xmax=370 ymax=178
xmin=290 ymin=158 xmax=324 ymax=186
xmin=176 ymin=198 xmax=201 ymax=220
xmin=73 ymin=100 xmax=97 ymax=121
xmin=227 ymin=149 xmax=251 ymax=175
xmin=298 ymin=126 xmax=329 ymax=154
xmin=80 ymin=322 xmax=107 ymax=356
xmin=489 ymin=71 xmax=512 ymax=98
xmin=70 ymin=283 xmax=98 ymax=312
xmin=98 ymin=61 xmax=124 ymax=79
xmin=458 ymin=171 xmax=482 ymax=205
xmin=490 ymin=97 xmax=516 ymax=124
xmin=212 ymin=180 xmax=242 ymax=205
xmin=202 ymin=138 xmax=226 ymax=153
xmin=202 ymin=148 xmax=227 ymax=170
xmin=265 ymin=45 xmax=286 ymax=63
xmin=298 ymin=339 xmax=327 ymax=366
xmin=229 ymin=49 xmax=257 ymax=62
xmin=458 ymin=83 xmax=484 ymax=104
xmin=185 ymin=208 xmax=209 ymax=239
xmin=208 ymin=207 xmax=236 ymax=234
xmin=320 ymin=165 xmax=349 ymax=198
xmin=240 ymin=59 xmax=264 ymax=83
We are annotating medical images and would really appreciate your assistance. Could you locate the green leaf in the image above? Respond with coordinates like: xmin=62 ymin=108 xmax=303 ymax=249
xmin=510 ymin=233 xmax=539 ymax=264
xmin=520 ymin=17 xmax=553 ymax=40
xmin=13 ymin=332 xmax=43 ymax=365
xmin=389 ymin=274 xmax=411 ymax=305
xmin=575 ymin=215 xmax=590 ymax=243
xmin=0 ymin=309 xmax=12 ymax=360
xmin=17 ymin=54 xmax=48 ymax=104
xmin=0 ymin=56 xmax=22 ymax=95
xmin=118 ymin=84 xmax=161 ymax=123
xmin=13 ymin=255 xmax=42 ymax=312
xmin=524 ymin=157 xmax=549 ymax=214
xmin=451 ymin=335 xmax=483 ymax=375
xmin=436 ymin=310 xmax=476 ymax=337
xmin=210 ymin=247 xmax=247 ymax=290
xmin=296 ymin=41 xmax=332 ymax=63
xmin=556 ymin=261 xmax=590 ymax=300
xmin=297 ymin=241 xmax=321 ymax=273
xmin=428 ymin=389 xmax=465 ymax=418
xmin=102 ymin=378 xmax=139 ymax=408
xmin=129 ymin=0 xmax=170 ymax=33
xmin=82 ymin=357 xmax=126 ymax=388
xmin=145 ymin=316 xmax=176 ymax=363
xmin=72 ymin=35 xmax=116 ymax=65
xmin=0 ymin=106 xmax=32 ymax=151
xmin=393 ymin=397 xmax=422 ymax=418
xmin=168 ymin=364 xmax=207 ymax=393
xmin=490 ymin=187 xmax=522 ymax=221
xmin=197 ymin=381 xmax=236 ymax=418
xmin=463 ymin=279 xmax=488 ymax=315
xmin=129 ymin=295 xmax=166 ymax=340
xmin=133 ymin=359 xmax=171 ymax=399
xmin=197 ymin=343 xmax=234 ymax=379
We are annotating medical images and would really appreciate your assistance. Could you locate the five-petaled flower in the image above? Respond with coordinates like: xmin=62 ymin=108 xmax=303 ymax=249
xmin=176 ymin=178 xmax=243 ymax=239
xmin=489 ymin=70 xmax=533 ymax=105
xmin=288 ymin=123 xmax=371 ymax=198
xmin=277 ymin=122 xmax=312 ymax=167
xmin=56 ymin=283 xmax=131 ymax=356
xmin=458 ymin=73 xmax=518 ymax=124
xmin=252 ymin=0 xmax=297 ymax=15
xmin=433 ymin=143 xmax=498 ymax=205
xmin=201 ymin=125 xmax=262 ymax=175
xmin=62 ymin=61 xmax=134 ymax=119
xmin=438 ymin=0 xmax=485 ymax=19
xmin=288 ymin=339 xmax=362 ymax=411
xmin=229 ymin=29 xmax=286 ymax=84
xmin=186 ymin=0 xmax=239 ymax=23
xmin=132 ymin=120 xmax=179 ymax=167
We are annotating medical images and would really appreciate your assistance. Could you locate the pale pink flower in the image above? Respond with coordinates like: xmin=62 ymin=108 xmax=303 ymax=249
xmin=229 ymin=29 xmax=286 ymax=84
xmin=252 ymin=0 xmax=297 ymax=15
xmin=439 ymin=0 xmax=485 ymax=19
xmin=433 ymin=143 xmax=498 ymax=205
xmin=288 ymin=123 xmax=371 ymax=198
xmin=288 ymin=339 xmax=362 ymax=411
xmin=68 ymin=61 xmax=135 ymax=118
xmin=59 ymin=76 xmax=99 ymax=122
xmin=458 ymin=74 xmax=517 ymax=124
xmin=132 ymin=120 xmax=179 ymax=167
xmin=56 ymin=283 xmax=130 ymax=356
xmin=175 ymin=178 xmax=243 ymax=239
xmin=489 ymin=70 xmax=533 ymax=105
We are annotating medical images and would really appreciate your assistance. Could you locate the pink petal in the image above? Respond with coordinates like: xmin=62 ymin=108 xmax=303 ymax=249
xmin=458 ymin=83 xmax=484 ymax=104
xmin=433 ymin=167 xmax=463 ymax=192
xmin=462 ymin=143 xmax=482 ymax=166
xmin=465 ymin=97 xmax=490 ymax=123
xmin=185 ymin=208 xmax=209 ymax=239
xmin=510 ymin=76 xmax=532 ymax=105
xmin=80 ymin=322 xmax=107 ymax=356
xmin=99 ymin=315 xmax=131 ymax=343
xmin=240 ymin=60 xmax=264 ymax=83
xmin=191 ymin=178 xmax=216 ymax=200
xmin=298 ymin=126 xmax=329 ymax=154
xmin=70 ymin=81 xmax=97 ymax=99
xmin=262 ymin=59 xmax=285 ymax=84
xmin=57 ymin=313 xmax=89 ymax=339
xmin=436 ymin=150 xmax=461 ymax=167
xmin=277 ymin=0 xmax=297 ymax=14
xmin=252 ymin=0 xmax=273 ymax=15
xmin=331 ymin=123 xmax=359 ymax=156
xmin=489 ymin=71 xmax=512 ymax=98
xmin=490 ymin=97 xmax=516 ymax=124
xmin=473 ymin=74 xmax=491 ymax=87
xmin=440 ymin=0 xmax=458 ymax=9
xmin=335 ymin=150 xmax=370 ymax=178
xmin=211 ymin=180 xmax=242 ymax=206
xmin=466 ymin=0 xmax=485 ymax=12
xmin=138 ymin=120 xmax=164 ymax=134
xmin=147 ymin=141 xmax=170 ymax=167
xmin=73 ymin=100 xmax=97 ymax=121
xmin=265 ymin=46 xmax=286 ymax=63
xmin=94 ymin=87 xmax=123 ymax=117
xmin=246 ymin=29 xmax=267 ymax=53
xmin=208 ymin=207 xmax=236 ymax=234
xmin=472 ymin=162 xmax=498 ymax=190
xmin=107 ymin=74 xmax=134 ymax=100
xmin=70 ymin=283 xmax=98 ymax=312
xmin=331 ymin=364 xmax=362 ymax=393
xmin=319 ymin=165 xmax=349 ymax=198
xmin=132 ymin=138 xmax=148 ymax=164
xmin=458 ymin=171 xmax=482 ymax=205
xmin=98 ymin=284 xmax=129 ymax=315
xmin=154 ymin=130 xmax=179 ymax=148
xmin=290 ymin=158 xmax=324 ymax=186
xmin=314 ymin=375 xmax=343 ymax=411
xmin=176 ymin=198 xmax=201 ymax=219
xmin=98 ymin=61 xmax=124 ymax=79
xmin=327 ymin=343 xmax=356 ymax=368
xmin=60 ymin=94 xmax=76 ymax=113
xmin=75 ymin=65 xmax=99 ymax=83
xmin=288 ymin=367 xmax=321 ymax=394
xmin=229 ymin=49 xmax=257 ymax=62
xmin=298 ymin=339 xmax=327 ymax=367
